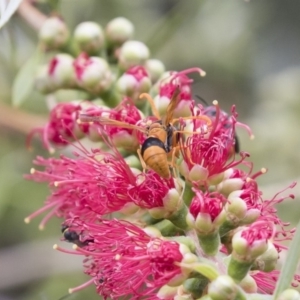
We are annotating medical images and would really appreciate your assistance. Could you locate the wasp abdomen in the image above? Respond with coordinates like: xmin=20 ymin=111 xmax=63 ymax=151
xmin=141 ymin=137 xmax=170 ymax=179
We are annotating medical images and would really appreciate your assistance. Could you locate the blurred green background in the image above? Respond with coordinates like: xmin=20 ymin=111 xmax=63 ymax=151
xmin=0 ymin=0 xmax=300 ymax=299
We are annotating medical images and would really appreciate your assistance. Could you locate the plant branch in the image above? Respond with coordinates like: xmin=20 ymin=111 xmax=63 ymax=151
xmin=17 ymin=0 xmax=47 ymax=31
xmin=0 ymin=102 xmax=46 ymax=135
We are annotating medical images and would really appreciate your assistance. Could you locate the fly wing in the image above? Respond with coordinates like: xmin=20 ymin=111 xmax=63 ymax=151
xmin=164 ymin=87 xmax=180 ymax=126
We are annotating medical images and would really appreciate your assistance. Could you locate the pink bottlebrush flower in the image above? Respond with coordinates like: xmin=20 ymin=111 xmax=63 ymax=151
xmin=179 ymin=102 xmax=254 ymax=184
xmin=240 ymin=221 xmax=273 ymax=248
xmin=154 ymin=68 xmax=206 ymax=118
xmin=189 ymin=189 xmax=225 ymax=222
xmin=57 ymin=218 xmax=185 ymax=299
xmin=27 ymin=102 xmax=88 ymax=153
xmin=25 ymin=138 xmax=180 ymax=228
xmin=128 ymin=170 xmax=175 ymax=209
xmin=24 ymin=144 xmax=137 ymax=228
xmin=80 ymin=97 xmax=145 ymax=151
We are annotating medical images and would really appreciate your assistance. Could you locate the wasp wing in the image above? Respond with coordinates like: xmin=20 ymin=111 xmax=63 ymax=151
xmin=79 ymin=114 xmax=147 ymax=134
xmin=164 ymin=87 xmax=180 ymax=126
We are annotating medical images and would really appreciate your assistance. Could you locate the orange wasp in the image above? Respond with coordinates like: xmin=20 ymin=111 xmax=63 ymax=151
xmin=80 ymin=89 xmax=212 ymax=179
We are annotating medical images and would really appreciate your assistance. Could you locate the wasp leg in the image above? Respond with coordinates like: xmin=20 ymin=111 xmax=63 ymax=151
xmin=139 ymin=93 xmax=161 ymax=120
xmin=166 ymin=147 xmax=183 ymax=189
xmin=171 ymin=115 xmax=212 ymax=127
xmin=137 ymin=148 xmax=147 ymax=174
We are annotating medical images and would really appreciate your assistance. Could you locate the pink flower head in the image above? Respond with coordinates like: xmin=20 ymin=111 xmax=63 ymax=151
xmin=27 ymin=102 xmax=87 ymax=152
xmin=81 ymin=97 xmax=145 ymax=150
xmin=128 ymin=170 xmax=175 ymax=209
xmin=73 ymin=52 xmax=92 ymax=80
xmin=60 ymin=218 xmax=184 ymax=299
xmin=24 ymin=143 xmax=138 ymax=228
xmin=259 ymin=182 xmax=297 ymax=253
xmin=180 ymin=103 xmax=251 ymax=181
xmin=155 ymin=68 xmax=206 ymax=117
xmin=159 ymin=68 xmax=205 ymax=101
xmin=126 ymin=65 xmax=149 ymax=82
xmin=190 ymin=188 xmax=226 ymax=222
xmin=240 ymin=221 xmax=274 ymax=246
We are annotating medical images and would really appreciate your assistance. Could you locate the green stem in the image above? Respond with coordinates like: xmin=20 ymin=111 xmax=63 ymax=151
xmin=152 ymin=219 xmax=183 ymax=236
xmin=228 ymin=256 xmax=253 ymax=282
xmin=182 ymin=182 xmax=195 ymax=206
xmin=183 ymin=277 xmax=209 ymax=298
xmin=168 ymin=203 xmax=189 ymax=230
xmin=198 ymin=232 xmax=220 ymax=256
xmin=219 ymin=220 xmax=239 ymax=237
xmin=100 ymin=87 xmax=121 ymax=107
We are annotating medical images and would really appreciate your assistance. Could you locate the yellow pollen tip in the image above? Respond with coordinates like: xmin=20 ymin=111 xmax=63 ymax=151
xmin=72 ymin=244 xmax=79 ymax=250
xmin=68 ymin=288 xmax=74 ymax=294
xmin=49 ymin=148 xmax=55 ymax=154
xmin=24 ymin=217 xmax=30 ymax=224
xmin=250 ymin=134 xmax=255 ymax=140
xmin=30 ymin=168 xmax=35 ymax=174
xmin=53 ymin=244 xmax=58 ymax=250
xmin=200 ymin=70 xmax=206 ymax=77
xmin=261 ymin=168 xmax=267 ymax=174
xmin=54 ymin=181 xmax=59 ymax=187
xmin=38 ymin=224 xmax=45 ymax=231
xmin=212 ymin=100 xmax=218 ymax=106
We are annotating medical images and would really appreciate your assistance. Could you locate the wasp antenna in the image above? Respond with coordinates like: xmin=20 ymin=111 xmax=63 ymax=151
xmin=139 ymin=93 xmax=161 ymax=119
xmin=195 ymin=95 xmax=208 ymax=106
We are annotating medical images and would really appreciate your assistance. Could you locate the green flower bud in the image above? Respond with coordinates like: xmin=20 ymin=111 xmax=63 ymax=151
xmin=149 ymin=206 xmax=167 ymax=219
xmin=153 ymin=219 xmax=183 ymax=236
xmin=183 ymin=277 xmax=209 ymax=298
xmin=124 ymin=155 xmax=141 ymax=169
xmin=116 ymin=66 xmax=151 ymax=102
xmin=208 ymin=275 xmax=239 ymax=300
xmin=226 ymin=197 xmax=247 ymax=221
xmin=105 ymin=17 xmax=134 ymax=46
xmin=35 ymin=65 xmax=54 ymax=93
xmin=73 ymin=21 xmax=105 ymax=55
xmin=276 ymin=289 xmax=300 ymax=300
xmin=39 ymin=17 xmax=69 ymax=50
xmin=207 ymin=172 xmax=225 ymax=186
xmin=118 ymin=40 xmax=150 ymax=71
xmin=48 ymin=54 xmax=76 ymax=89
xmin=118 ymin=202 xmax=139 ymax=215
xmin=239 ymin=274 xmax=257 ymax=293
xmin=188 ymin=164 xmax=209 ymax=182
xmin=157 ymin=285 xmax=179 ymax=299
xmin=228 ymin=223 xmax=269 ymax=282
xmin=145 ymin=59 xmax=166 ymax=83
xmin=167 ymin=236 xmax=196 ymax=253
xmin=252 ymin=241 xmax=279 ymax=272
xmin=217 ymin=178 xmax=244 ymax=196
xmin=143 ymin=226 xmax=162 ymax=238
xmin=163 ymin=188 xmax=181 ymax=213
xmin=74 ymin=54 xmax=115 ymax=94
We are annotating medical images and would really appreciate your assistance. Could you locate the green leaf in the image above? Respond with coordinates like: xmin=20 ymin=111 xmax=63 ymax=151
xmin=0 ymin=0 xmax=24 ymax=29
xmin=12 ymin=48 xmax=42 ymax=107
xmin=274 ymin=220 xmax=300 ymax=297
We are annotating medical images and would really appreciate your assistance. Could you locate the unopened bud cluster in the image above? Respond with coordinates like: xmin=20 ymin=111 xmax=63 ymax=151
xmin=25 ymin=15 xmax=299 ymax=300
